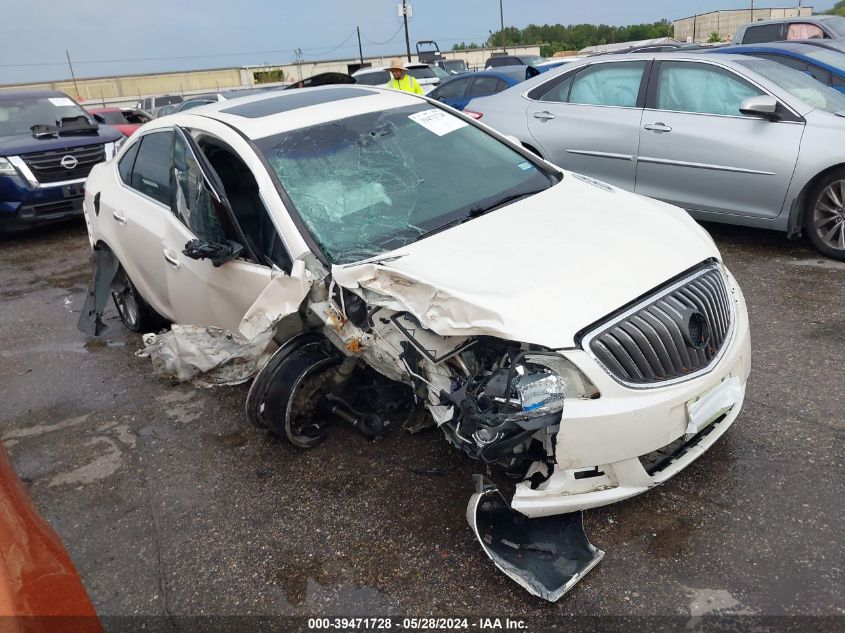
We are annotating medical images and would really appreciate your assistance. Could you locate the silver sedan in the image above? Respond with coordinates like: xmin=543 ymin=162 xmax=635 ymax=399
xmin=466 ymin=53 xmax=845 ymax=260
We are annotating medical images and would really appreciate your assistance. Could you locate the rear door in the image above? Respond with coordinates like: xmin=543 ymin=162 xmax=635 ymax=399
xmin=160 ymin=127 xmax=272 ymax=331
xmin=635 ymin=60 xmax=804 ymax=220
xmin=525 ymin=60 xmax=650 ymax=190
xmin=101 ymin=129 xmax=174 ymax=318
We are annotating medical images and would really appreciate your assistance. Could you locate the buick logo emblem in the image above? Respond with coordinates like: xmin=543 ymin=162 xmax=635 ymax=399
xmin=680 ymin=309 xmax=711 ymax=350
xmin=60 ymin=155 xmax=78 ymax=170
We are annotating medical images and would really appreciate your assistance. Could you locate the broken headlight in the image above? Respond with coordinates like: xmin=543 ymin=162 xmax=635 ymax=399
xmin=444 ymin=350 xmax=597 ymax=469
xmin=512 ymin=352 xmax=598 ymax=408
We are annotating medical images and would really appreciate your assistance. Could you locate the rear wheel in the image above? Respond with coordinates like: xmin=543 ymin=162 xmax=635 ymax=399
xmin=111 ymin=268 xmax=164 ymax=332
xmin=805 ymin=170 xmax=845 ymax=261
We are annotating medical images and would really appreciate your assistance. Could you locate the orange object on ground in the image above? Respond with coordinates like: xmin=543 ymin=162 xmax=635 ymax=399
xmin=0 ymin=444 xmax=102 ymax=633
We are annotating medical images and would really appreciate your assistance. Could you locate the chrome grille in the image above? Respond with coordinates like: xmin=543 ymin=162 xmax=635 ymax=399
xmin=21 ymin=143 xmax=106 ymax=183
xmin=584 ymin=265 xmax=732 ymax=386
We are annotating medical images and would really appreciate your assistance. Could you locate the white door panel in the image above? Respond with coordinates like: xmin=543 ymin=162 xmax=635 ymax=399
xmin=99 ymin=179 xmax=172 ymax=318
xmin=162 ymin=218 xmax=271 ymax=331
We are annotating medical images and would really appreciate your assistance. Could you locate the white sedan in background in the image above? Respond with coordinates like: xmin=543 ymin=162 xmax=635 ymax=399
xmin=78 ymin=85 xmax=750 ymax=601
xmin=352 ymin=63 xmax=447 ymax=93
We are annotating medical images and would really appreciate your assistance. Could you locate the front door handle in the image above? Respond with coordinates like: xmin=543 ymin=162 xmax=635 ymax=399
xmin=532 ymin=110 xmax=555 ymax=121
xmin=112 ymin=211 xmax=127 ymax=225
xmin=644 ymin=122 xmax=672 ymax=133
xmin=163 ymin=250 xmax=181 ymax=269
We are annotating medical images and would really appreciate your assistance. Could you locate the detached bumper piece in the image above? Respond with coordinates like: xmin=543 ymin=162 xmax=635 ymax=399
xmin=467 ymin=487 xmax=604 ymax=602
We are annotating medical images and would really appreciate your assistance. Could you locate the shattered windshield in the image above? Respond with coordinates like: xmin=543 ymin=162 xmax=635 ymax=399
xmin=257 ymin=103 xmax=555 ymax=263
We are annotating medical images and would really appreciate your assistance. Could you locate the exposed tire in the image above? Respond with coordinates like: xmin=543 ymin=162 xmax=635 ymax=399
xmin=245 ymin=333 xmax=341 ymax=448
xmin=110 ymin=268 xmax=165 ymax=332
xmin=804 ymin=169 xmax=845 ymax=261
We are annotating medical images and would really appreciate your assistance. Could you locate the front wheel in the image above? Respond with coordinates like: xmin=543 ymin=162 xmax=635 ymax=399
xmin=805 ymin=170 xmax=845 ymax=261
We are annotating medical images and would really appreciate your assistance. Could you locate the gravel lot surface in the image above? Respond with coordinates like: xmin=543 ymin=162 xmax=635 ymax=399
xmin=1 ymin=221 xmax=842 ymax=629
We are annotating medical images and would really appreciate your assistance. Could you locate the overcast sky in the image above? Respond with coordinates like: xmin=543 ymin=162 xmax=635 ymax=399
xmin=0 ymin=0 xmax=836 ymax=84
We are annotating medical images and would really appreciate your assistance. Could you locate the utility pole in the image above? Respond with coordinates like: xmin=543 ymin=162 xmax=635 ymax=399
xmin=750 ymin=0 xmax=755 ymax=22
xmin=499 ymin=0 xmax=506 ymax=53
xmin=356 ymin=26 xmax=364 ymax=64
xmin=402 ymin=0 xmax=412 ymax=62
xmin=295 ymin=48 xmax=303 ymax=81
xmin=65 ymin=50 xmax=81 ymax=100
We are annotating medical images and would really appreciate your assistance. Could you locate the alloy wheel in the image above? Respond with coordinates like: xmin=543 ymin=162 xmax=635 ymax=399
xmin=112 ymin=275 xmax=140 ymax=329
xmin=814 ymin=179 xmax=845 ymax=252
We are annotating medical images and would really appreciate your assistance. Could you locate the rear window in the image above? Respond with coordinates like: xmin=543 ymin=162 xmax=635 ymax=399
xmin=154 ymin=96 xmax=183 ymax=107
xmin=406 ymin=66 xmax=436 ymax=80
xmin=742 ymin=24 xmax=785 ymax=44
xmin=355 ymin=71 xmax=390 ymax=85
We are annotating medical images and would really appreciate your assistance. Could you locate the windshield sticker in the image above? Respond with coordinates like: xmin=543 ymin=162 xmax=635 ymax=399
xmin=517 ymin=161 xmax=534 ymax=171
xmin=47 ymin=97 xmax=76 ymax=107
xmin=408 ymin=109 xmax=467 ymax=136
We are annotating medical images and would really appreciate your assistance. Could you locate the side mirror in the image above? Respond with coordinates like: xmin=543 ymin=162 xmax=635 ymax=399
xmin=739 ymin=95 xmax=779 ymax=120
xmin=183 ymin=239 xmax=243 ymax=267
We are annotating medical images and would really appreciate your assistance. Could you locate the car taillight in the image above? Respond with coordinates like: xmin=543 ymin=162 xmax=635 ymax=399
xmin=464 ymin=110 xmax=483 ymax=119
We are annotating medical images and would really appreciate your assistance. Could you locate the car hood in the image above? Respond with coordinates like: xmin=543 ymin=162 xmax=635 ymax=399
xmin=0 ymin=128 xmax=121 ymax=156
xmin=333 ymin=173 xmax=721 ymax=349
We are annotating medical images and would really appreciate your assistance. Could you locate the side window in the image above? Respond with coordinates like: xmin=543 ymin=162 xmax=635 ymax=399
xmin=196 ymin=134 xmax=293 ymax=270
xmin=535 ymin=74 xmax=574 ymax=102
xmin=468 ymin=76 xmax=504 ymax=97
xmin=805 ymin=63 xmax=833 ymax=85
xmin=437 ymin=78 xmax=470 ymax=99
xmin=568 ymin=62 xmax=647 ymax=107
xmin=655 ymin=62 xmax=764 ymax=116
xmin=743 ymin=24 xmax=786 ymax=43
xmin=172 ymin=130 xmax=229 ymax=245
xmin=117 ymin=139 xmax=141 ymax=185
xmin=755 ymin=53 xmax=808 ymax=73
xmin=756 ymin=54 xmax=833 ymax=85
xmin=130 ymin=131 xmax=173 ymax=205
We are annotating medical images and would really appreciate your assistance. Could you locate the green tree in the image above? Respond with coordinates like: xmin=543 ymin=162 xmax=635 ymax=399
xmin=823 ymin=1 xmax=845 ymax=16
xmin=485 ymin=19 xmax=674 ymax=55
xmin=707 ymin=31 xmax=721 ymax=43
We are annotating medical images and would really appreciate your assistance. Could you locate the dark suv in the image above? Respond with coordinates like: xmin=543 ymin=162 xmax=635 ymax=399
xmin=0 ymin=90 xmax=123 ymax=232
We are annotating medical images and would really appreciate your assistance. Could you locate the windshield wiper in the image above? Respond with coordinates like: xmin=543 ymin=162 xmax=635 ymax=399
xmin=414 ymin=189 xmax=545 ymax=243
xmin=465 ymin=189 xmax=545 ymax=218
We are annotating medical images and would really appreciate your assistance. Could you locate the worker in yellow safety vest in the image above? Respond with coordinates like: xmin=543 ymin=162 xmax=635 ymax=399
xmin=385 ymin=59 xmax=424 ymax=94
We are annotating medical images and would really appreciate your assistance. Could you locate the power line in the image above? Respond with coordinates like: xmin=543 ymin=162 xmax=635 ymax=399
xmin=360 ymin=23 xmax=404 ymax=46
xmin=0 ymin=29 xmax=359 ymax=69
xmin=0 ymin=32 xmax=496 ymax=70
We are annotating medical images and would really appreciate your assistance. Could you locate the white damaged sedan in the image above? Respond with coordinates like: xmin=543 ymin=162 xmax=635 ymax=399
xmin=78 ymin=85 xmax=751 ymax=601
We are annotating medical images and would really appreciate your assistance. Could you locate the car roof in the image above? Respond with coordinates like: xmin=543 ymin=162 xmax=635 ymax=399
xmin=87 ymin=107 xmax=122 ymax=112
xmin=177 ymin=84 xmax=423 ymax=139
xmin=742 ymin=15 xmax=838 ymax=27
xmin=0 ymin=89 xmax=69 ymax=100
xmin=713 ymin=41 xmax=827 ymax=54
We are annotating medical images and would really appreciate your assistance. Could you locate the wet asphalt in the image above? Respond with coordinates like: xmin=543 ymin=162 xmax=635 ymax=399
xmin=0 ymin=220 xmax=842 ymax=627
